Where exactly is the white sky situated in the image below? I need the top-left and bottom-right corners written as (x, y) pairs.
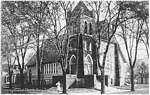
top-left (24, 1), bottom-right (150, 65)
top-left (2, 1), bottom-right (148, 66)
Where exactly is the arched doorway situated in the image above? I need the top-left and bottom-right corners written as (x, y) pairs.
top-left (69, 55), bottom-right (76, 74)
top-left (84, 54), bottom-right (93, 75)
top-left (29, 69), bottom-right (32, 83)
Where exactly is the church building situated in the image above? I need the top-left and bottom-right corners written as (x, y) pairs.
top-left (26, 1), bottom-right (127, 89)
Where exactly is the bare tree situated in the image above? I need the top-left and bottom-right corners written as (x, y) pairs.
top-left (86, 1), bottom-right (124, 94)
top-left (138, 1), bottom-right (149, 57)
top-left (15, 1), bottom-right (49, 88)
top-left (119, 17), bottom-right (145, 91)
top-left (1, 27), bottom-right (17, 89)
top-left (117, 1), bottom-right (148, 91)
top-left (45, 1), bottom-right (74, 93)
top-left (136, 61), bottom-right (149, 84)
top-left (2, 1), bottom-right (34, 89)
top-left (140, 19), bottom-right (149, 57)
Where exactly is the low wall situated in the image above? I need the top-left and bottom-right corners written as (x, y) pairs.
top-left (66, 74), bottom-right (77, 89)
top-left (53, 76), bottom-right (63, 87)
top-left (84, 75), bottom-right (94, 88)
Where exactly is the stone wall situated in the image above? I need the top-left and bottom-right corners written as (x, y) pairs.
top-left (66, 74), bottom-right (77, 88)
top-left (84, 75), bottom-right (94, 88)
top-left (53, 76), bottom-right (63, 87)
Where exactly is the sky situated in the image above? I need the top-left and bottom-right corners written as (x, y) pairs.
top-left (115, 34), bottom-right (149, 64)
top-left (2, 1), bottom-right (149, 66)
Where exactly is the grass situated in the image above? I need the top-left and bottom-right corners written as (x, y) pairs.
top-left (111, 84), bottom-right (149, 94)
top-left (112, 84), bottom-right (149, 90)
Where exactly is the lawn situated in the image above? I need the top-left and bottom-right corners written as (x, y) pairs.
top-left (112, 84), bottom-right (149, 90)
top-left (111, 84), bottom-right (149, 94)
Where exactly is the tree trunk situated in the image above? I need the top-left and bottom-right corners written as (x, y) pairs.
top-left (131, 69), bottom-right (135, 91)
top-left (101, 68), bottom-right (105, 94)
top-left (145, 77), bottom-right (148, 84)
top-left (9, 71), bottom-right (12, 89)
top-left (37, 33), bottom-right (41, 89)
top-left (20, 69), bottom-right (24, 89)
top-left (62, 71), bottom-right (66, 94)
top-left (141, 74), bottom-right (143, 84)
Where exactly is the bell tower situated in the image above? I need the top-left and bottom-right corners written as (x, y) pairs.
top-left (67, 1), bottom-right (97, 88)
top-left (68, 1), bottom-right (96, 36)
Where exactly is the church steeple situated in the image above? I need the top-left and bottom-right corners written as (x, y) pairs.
top-left (71, 1), bottom-right (93, 18)
top-left (68, 1), bottom-right (96, 35)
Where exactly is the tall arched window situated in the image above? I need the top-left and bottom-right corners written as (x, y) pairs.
top-left (89, 23), bottom-right (92, 35)
top-left (69, 55), bottom-right (76, 74)
top-left (84, 54), bottom-right (93, 75)
top-left (85, 21), bottom-right (87, 34)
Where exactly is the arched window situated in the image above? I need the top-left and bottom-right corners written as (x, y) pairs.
top-left (89, 23), bottom-right (92, 35)
top-left (85, 21), bottom-right (87, 34)
top-left (69, 55), bottom-right (76, 74)
top-left (84, 54), bottom-right (93, 75)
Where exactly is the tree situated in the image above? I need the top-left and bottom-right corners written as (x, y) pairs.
top-left (134, 1), bottom-right (149, 57)
top-left (59, 2), bottom-right (74, 93)
top-left (2, 1), bottom-right (33, 89)
top-left (86, 1), bottom-right (124, 94)
top-left (117, 1), bottom-right (149, 91)
top-left (140, 18), bottom-right (149, 57)
top-left (1, 26), bottom-right (17, 89)
top-left (136, 61), bottom-right (149, 84)
top-left (45, 1), bottom-right (74, 93)
top-left (16, 1), bottom-right (49, 88)
top-left (125, 63), bottom-right (138, 84)
top-left (120, 19), bottom-right (144, 91)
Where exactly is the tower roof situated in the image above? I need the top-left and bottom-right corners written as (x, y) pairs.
top-left (71, 1), bottom-right (93, 18)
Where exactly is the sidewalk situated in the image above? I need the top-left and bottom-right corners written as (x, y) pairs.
top-left (105, 86), bottom-right (129, 94)
top-left (2, 84), bottom-right (148, 94)
top-left (36, 86), bottom-right (129, 94)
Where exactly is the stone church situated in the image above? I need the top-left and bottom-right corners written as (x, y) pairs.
top-left (26, 1), bottom-right (127, 89)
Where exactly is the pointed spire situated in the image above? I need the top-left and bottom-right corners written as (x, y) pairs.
top-left (72, 1), bottom-right (93, 18)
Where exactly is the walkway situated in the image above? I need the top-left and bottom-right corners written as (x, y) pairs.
top-left (36, 86), bottom-right (129, 94)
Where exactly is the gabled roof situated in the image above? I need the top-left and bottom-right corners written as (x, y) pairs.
top-left (71, 1), bottom-right (93, 18)
top-left (26, 38), bottom-right (63, 66)
top-left (26, 51), bottom-right (61, 67)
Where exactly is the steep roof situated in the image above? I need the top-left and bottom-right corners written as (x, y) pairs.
top-left (26, 38), bottom-right (63, 66)
top-left (26, 50), bottom-right (61, 67)
top-left (71, 1), bottom-right (93, 18)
